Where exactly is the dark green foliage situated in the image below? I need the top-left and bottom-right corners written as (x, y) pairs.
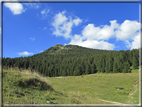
top-left (91, 61), bottom-right (97, 74)
top-left (74, 66), bottom-right (80, 76)
top-left (105, 53), bottom-right (114, 73)
top-left (2, 44), bottom-right (139, 77)
top-left (123, 61), bottom-right (130, 73)
top-left (85, 64), bottom-right (88, 75)
top-left (113, 55), bottom-right (119, 73)
top-left (17, 78), bottom-right (53, 91)
top-left (113, 61), bottom-right (119, 73)
top-left (116, 52), bottom-right (123, 73)
top-left (108, 55), bottom-right (114, 73)
top-left (132, 50), bottom-right (139, 69)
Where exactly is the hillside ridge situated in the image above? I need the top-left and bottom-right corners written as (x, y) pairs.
top-left (2, 44), bottom-right (139, 77)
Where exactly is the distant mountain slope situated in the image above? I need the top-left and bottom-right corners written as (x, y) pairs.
top-left (2, 44), bottom-right (139, 77)
top-left (31, 44), bottom-right (115, 59)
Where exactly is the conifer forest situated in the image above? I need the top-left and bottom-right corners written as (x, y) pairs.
top-left (2, 44), bottom-right (139, 77)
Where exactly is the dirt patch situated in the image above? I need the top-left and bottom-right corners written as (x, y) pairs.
top-left (129, 80), bottom-right (139, 95)
top-left (55, 77), bottom-right (63, 78)
top-left (98, 98), bottom-right (123, 105)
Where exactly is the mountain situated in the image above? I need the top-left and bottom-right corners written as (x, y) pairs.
top-left (31, 44), bottom-right (114, 59)
top-left (2, 44), bottom-right (139, 77)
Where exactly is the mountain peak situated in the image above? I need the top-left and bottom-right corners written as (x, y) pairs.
top-left (54, 44), bottom-right (64, 47)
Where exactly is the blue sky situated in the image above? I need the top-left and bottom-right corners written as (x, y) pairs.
top-left (2, 1), bottom-right (140, 58)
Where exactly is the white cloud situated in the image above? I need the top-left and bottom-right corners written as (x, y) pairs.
top-left (52, 11), bottom-right (67, 27)
top-left (68, 20), bottom-right (141, 50)
top-left (30, 37), bottom-right (35, 41)
top-left (24, 3), bottom-right (40, 9)
top-left (82, 20), bottom-right (119, 40)
top-left (73, 18), bottom-right (82, 26)
top-left (4, 2), bottom-right (25, 15)
top-left (131, 33), bottom-right (140, 50)
top-left (18, 51), bottom-right (33, 56)
top-left (114, 20), bottom-right (140, 50)
top-left (64, 43), bottom-right (67, 46)
top-left (69, 34), bottom-right (83, 44)
top-left (52, 12), bottom-right (140, 50)
top-left (115, 20), bottom-right (140, 40)
top-left (40, 8), bottom-right (50, 19)
top-left (125, 33), bottom-right (140, 50)
top-left (69, 35), bottom-right (115, 50)
top-left (41, 9), bottom-right (50, 15)
top-left (52, 11), bottom-right (82, 39)
top-left (125, 40), bottom-right (132, 49)
top-left (82, 24), bottom-right (100, 40)
top-left (4, 2), bottom-right (40, 15)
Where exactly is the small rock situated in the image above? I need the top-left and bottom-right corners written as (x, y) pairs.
top-left (135, 101), bottom-right (137, 102)
top-left (47, 101), bottom-right (50, 104)
top-left (117, 89), bottom-right (120, 90)
top-left (47, 101), bottom-right (56, 104)
top-left (9, 81), bottom-right (11, 83)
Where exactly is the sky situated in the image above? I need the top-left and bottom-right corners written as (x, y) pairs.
top-left (2, 0), bottom-right (141, 58)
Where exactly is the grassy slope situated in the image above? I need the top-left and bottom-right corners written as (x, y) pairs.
top-left (3, 68), bottom-right (139, 105)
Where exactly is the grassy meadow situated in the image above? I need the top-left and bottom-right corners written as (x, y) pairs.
top-left (2, 67), bottom-right (140, 105)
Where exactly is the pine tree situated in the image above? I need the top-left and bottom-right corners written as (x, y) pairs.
top-left (120, 50), bottom-right (127, 63)
top-left (108, 55), bottom-right (113, 73)
top-left (91, 61), bottom-right (96, 74)
top-left (45, 66), bottom-right (49, 76)
top-left (100, 55), bottom-right (106, 73)
top-left (133, 51), bottom-right (139, 69)
top-left (113, 54), bottom-right (119, 73)
top-left (85, 64), bottom-right (90, 74)
top-left (105, 57), bottom-right (109, 73)
top-left (74, 66), bottom-right (80, 76)
top-left (24, 60), bottom-right (29, 69)
top-left (123, 61), bottom-right (130, 73)
top-left (116, 52), bottom-right (122, 73)
top-left (126, 50), bottom-right (132, 66)
top-left (80, 59), bottom-right (85, 74)
top-left (113, 60), bottom-right (119, 73)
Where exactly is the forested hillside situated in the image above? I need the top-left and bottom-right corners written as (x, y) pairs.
top-left (2, 44), bottom-right (139, 77)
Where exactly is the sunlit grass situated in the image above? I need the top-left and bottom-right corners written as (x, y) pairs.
top-left (3, 67), bottom-right (139, 105)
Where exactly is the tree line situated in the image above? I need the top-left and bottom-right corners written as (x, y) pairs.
top-left (2, 45), bottom-right (139, 77)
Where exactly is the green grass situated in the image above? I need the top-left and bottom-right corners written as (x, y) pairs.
top-left (2, 68), bottom-right (139, 105)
